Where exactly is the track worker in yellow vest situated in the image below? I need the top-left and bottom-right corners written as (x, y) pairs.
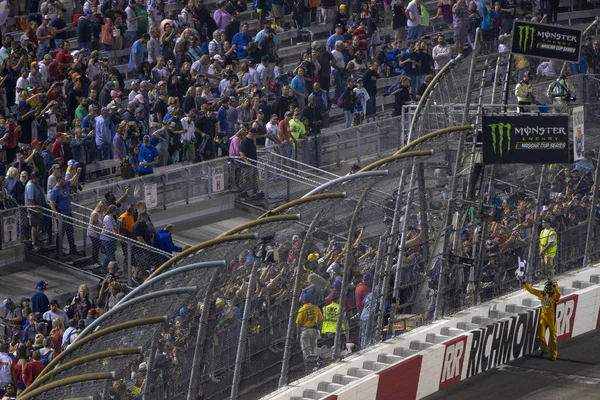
top-left (539, 220), bottom-right (557, 279)
top-left (296, 293), bottom-right (323, 361)
top-left (521, 278), bottom-right (561, 360)
top-left (321, 291), bottom-right (348, 347)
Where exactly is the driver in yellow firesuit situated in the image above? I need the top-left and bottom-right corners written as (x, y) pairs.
top-left (521, 278), bottom-right (561, 360)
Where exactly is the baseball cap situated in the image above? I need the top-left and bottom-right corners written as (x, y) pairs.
top-left (50, 299), bottom-right (59, 306)
top-left (140, 80), bottom-right (149, 86)
top-left (21, 297), bottom-right (30, 303)
top-left (43, 54), bottom-right (52, 61)
top-left (110, 90), bottom-right (121, 99)
top-left (91, 50), bottom-right (99, 57)
top-left (131, 79), bottom-right (140, 87)
top-left (2, 298), bottom-right (13, 309)
top-left (339, 3), bottom-right (346, 9)
top-left (71, 72), bottom-right (81, 80)
top-left (143, 134), bottom-right (151, 142)
top-left (31, 139), bottom-right (42, 146)
top-left (257, 109), bottom-right (265, 114)
top-left (67, 160), bottom-right (79, 166)
top-left (43, 15), bottom-right (51, 20)
top-left (248, 60), bottom-right (255, 66)
top-left (100, 107), bottom-right (110, 114)
top-left (332, 280), bottom-right (342, 291)
top-left (135, 94), bottom-right (145, 104)
top-left (88, 104), bottom-right (98, 111)
top-left (56, 132), bottom-right (65, 138)
top-left (285, 111), bottom-right (292, 117)
top-left (77, 320), bottom-right (86, 328)
top-left (20, 35), bottom-right (29, 41)
top-left (36, 280), bottom-right (48, 288)
top-left (84, 8), bottom-right (93, 16)
top-left (270, 114), bottom-right (279, 119)
top-left (88, 308), bottom-right (98, 316)
top-left (301, 293), bottom-right (310, 303)
top-left (30, 171), bottom-right (41, 179)
top-left (335, 23), bottom-right (343, 28)
top-left (213, 54), bottom-right (224, 63)
top-left (106, 81), bottom-right (115, 88)
top-left (363, 273), bottom-right (373, 281)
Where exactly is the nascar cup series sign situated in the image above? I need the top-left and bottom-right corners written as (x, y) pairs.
top-left (511, 21), bottom-right (582, 63)
top-left (482, 115), bottom-right (570, 164)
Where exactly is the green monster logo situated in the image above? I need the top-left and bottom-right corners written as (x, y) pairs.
top-left (517, 25), bottom-right (536, 52)
top-left (488, 123), bottom-right (512, 157)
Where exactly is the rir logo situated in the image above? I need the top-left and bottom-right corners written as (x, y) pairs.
top-left (517, 25), bottom-right (536, 52)
top-left (488, 123), bottom-right (512, 157)
top-left (556, 294), bottom-right (578, 343)
top-left (439, 335), bottom-right (467, 390)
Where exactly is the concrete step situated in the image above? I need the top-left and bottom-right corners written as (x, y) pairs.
top-left (522, 298), bottom-right (541, 308)
top-left (409, 340), bottom-right (433, 351)
top-left (377, 354), bottom-right (404, 364)
top-left (559, 286), bottom-right (578, 295)
top-left (590, 275), bottom-right (600, 284)
top-left (471, 316), bottom-right (496, 326)
top-left (347, 367), bottom-right (372, 378)
top-left (332, 374), bottom-right (359, 385)
top-left (302, 389), bottom-right (330, 399)
top-left (488, 310), bottom-right (512, 319)
top-left (426, 333), bottom-right (451, 344)
top-left (393, 347), bottom-right (418, 357)
top-left (440, 327), bottom-right (466, 337)
top-left (572, 280), bottom-right (595, 289)
top-left (317, 381), bottom-right (344, 393)
top-left (456, 321), bottom-right (481, 331)
top-left (362, 360), bottom-right (389, 371)
top-left (290, 397), bottom-right (314, 400)
top-left (505, 304), bottom-right (531, 314)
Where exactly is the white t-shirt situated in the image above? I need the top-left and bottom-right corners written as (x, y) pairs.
top-left (125, 6), bottom-right (138, 32)
top-left (16, 76), bottom-right (29, 104)
top-left (180, 117), bottom-right (195, 143)
top-left (331, 50), bottom-right (345, 72)
top-left (353, 87), bottom-right (370, 113)
top-left (0, 352), bottom-right (12, 385)
top-left (0, 0), bottom-right (9, 27)
top-left (265, 121), bottom-right (281, 148)
top-left (406, 0), bottom-right (421, 27)
top-left (43, 309), bottom-right (70, 329)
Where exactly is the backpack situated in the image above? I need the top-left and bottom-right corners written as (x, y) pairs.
top-left (337, 93), bottom-right (344, 108)
top-left (549, 80), bottom-right (567, 98)
top-left (118, 159), bottom-right (136, 180)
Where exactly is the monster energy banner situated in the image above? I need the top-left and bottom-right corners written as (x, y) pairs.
top-left (482, 115), bottom-right (570, 164)
top-left (512, 21), bottom-right (581, 63)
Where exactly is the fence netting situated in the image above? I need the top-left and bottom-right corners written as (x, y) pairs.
top-left (24, 36), bottom-right (600, 400)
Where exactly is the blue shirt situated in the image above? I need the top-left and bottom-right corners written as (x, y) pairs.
top-left (95, 115), bottom-right (115, 147)
top-left (138, 144), bottom-right (159, 174)
top-left (232, 32), bottom-right (253, 59)
top-left (31, 290), bottom-right (50, 314)
top-left (129, 39), bottom-right (145, 69)
top-left (255, 29), bottom-right (280, 47)
top-left (154, 229), bottom-right (183, 253)
top-left (290, 76), bottom-right (306, 102)
top-left (326, 34), bottom-right (345, 49)
top-left (217, 106), bottom-right (229, 134)
top-left (48, 181), bottom-right (72, 215)
top-left (401, 51), bottom-right (421, 76)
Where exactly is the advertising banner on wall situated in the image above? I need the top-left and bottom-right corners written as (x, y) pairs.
top-left (572, 106), bottom-right (585, 162)
top-left (482, 115), bottom-right (570, 164)
top-left (511, 21), bottom-right (582, 63)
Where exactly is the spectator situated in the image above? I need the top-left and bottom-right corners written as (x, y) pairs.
top-left (341, 78), bottom-right (357, 128)
top-left (67, 284), bottom-right (94, 322)
top-left (48, 170), bottom-right (82, 255)
top-left (296, 293), bottom-right (323, 361)
top-left (362, 61), bottom-right (379, 122)
top-left (355, 273), bottom-right (372, 311)
top-left (432, 34), bottom-right (452, 72)
top-left (87, 201), bottom-right (107, 267)
top-left (154, 224), bottom-right (185, 254)
top-left (25, 171), bottom-right (46, 252)
top-left (43, 300), bottom-right (69, 329)
top-left (100, 205), bottom-right (119, 270)
top-left (406, 0), bottom-right (422, 41)
top-left (77, 9), bottom-right (94, 51)
top-left (515, 72), bottom-right (534, 112)
top-left (22, 350), bottom-right (44, 388)
top-left (31, 280), bottom-right (50, 314)
top-left (129, 33), bottom-right (151, 78)
top-left (452, 0), bottom-right (469, 56)
top-left (393, 0), bottom-right (408, 43)
top-left (399, 41), bottom-right (421, 101)
top-left (232, 23), bottom-right (253, 60)
top-left (138, 135), bottom-right (159, 176)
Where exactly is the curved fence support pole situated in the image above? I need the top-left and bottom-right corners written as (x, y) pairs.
top-left (584, 148), bottom-right (600, 268)
top-left (474, 166), bottom-right (496, 305)
top-left (279, 212), bottom-right (321, 388)
top-left (364, 233), bottom-right (387, 347)
top-left (334, 188), bottom-right (371, 358)
top-left (434, 29), bottom-right (481, 320)
top-left (525, 165), bottom-right (547, 283)
top-left (187, 268), bottom-right (220, 400)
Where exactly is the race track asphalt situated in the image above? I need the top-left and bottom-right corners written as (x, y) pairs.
top-left (425, 329), bottom-right (600, 400)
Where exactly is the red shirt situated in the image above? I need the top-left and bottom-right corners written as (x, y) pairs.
top-left (56, 49), bottom-right (73, 66)
top-left (352, 28), bottom-right (368, 51)
top-left (278, 119), bottom-right (290, 141)
top-left (355, 282), bottom-right (370, 311)
top-left (4, 121), bottom-right (21, 148)
top-left (23, 360), bottom-right (45, 387)
top-left (51, 141), bottom-right (64, 165)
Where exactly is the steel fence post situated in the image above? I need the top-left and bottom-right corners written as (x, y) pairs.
top-left (187, 269), bottom-right (219, 400)
top-left (364, 233), bottom-right (387, 347)
top-left (207, 163), bottom-right (213, 199)
top-left (417, 162), bottom-right (430, 268)
top-left (525, 165), bottom-right (547, 283)
top-left (336, 134), bottom-right (341, 168)
top-left (583, 149), bottom-right (600, 268)
top-left (127, 241), bottom-right (133, 287)
top-left (434, 29), bottom-right (480, 320)
top-left (143, 335), bottom-right (159, 400)
top-left (263, 164), bottom-right (270, 205)
top-left (279, 213), bottom-right (320, 388)
top-left (474, 166), bottom-right (495, 305)
top-left (356, 128), bottom-right (361, 163)
top-left (57, 213), bottom-right (64, 261)
top-left (334, 187), bottom-right (370, 358)
top-left (0, 215), bottom-right (4, 251)
top-left (388, 161), bottom-right (417, 334)
top-left (161, 174), bottom-right (167, 210)
top-left (376, 123), bottom-right (381, 158)
top-left (230, 257), bottom-right (261, 400)
top-left (185, 166), bottom-right (190, 205)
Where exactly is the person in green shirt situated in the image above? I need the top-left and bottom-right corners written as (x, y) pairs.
top-left (289, 110), bottom-right (306, 140)
top-left (135, 4), bottom-right (149, 38)
top-left (74, 99), bottom-right (89, 121)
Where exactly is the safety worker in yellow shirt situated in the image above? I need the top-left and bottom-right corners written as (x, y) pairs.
top-left (321, 291), bottom-right (348, 348)
top-left (539, 220), bottom-right (557, 279)
top-left (521, 278), bottom-right (561, 360)
top-left (296, 293), bottom-right (324, 361)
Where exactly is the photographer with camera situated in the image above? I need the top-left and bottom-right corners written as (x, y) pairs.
top-left (547, 74), bottom-right (576, 113)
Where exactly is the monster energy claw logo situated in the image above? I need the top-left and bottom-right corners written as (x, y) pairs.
top-left (489, 123), bottom-right (512, 157)
top-left (518, 25), bottom-right (535, 52)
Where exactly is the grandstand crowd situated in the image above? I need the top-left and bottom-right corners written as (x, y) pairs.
top-left (0, 0), bottom-right (599, 396)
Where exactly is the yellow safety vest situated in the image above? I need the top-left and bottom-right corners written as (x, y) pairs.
top-left (539, 228), bottom-right (557, 258)
top-left (321, 302), bottom-right (347, 335)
